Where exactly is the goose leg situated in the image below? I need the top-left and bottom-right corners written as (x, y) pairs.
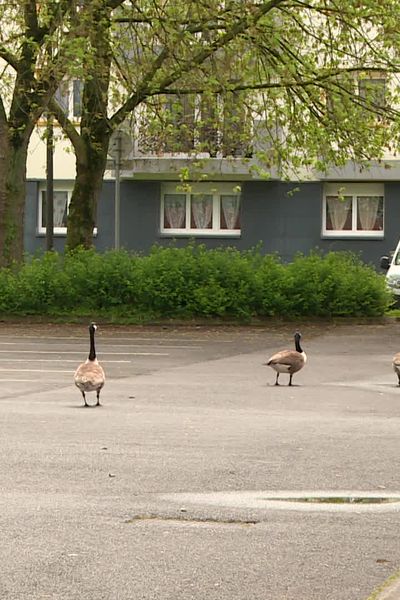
top-left (96, 390), bottom-right (101, 406)
top-left (397, 374), bottom-right (400, 386)
top-left (274, 373), bottom-right (280, 386)
top-left (288, 373), bottom-right (293, 386)
top-left (81, 391), bottom-right (89, 407)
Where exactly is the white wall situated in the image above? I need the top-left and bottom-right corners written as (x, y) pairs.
top-left (27, 124), bottom-right (76, 180)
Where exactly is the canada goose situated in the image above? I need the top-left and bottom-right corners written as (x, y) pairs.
top-left (265, 331), bottom-right (307, 386)
top-left (393, 352), bottom-right (400, 386)
top-left (74, 322), bottom-right (105, 407)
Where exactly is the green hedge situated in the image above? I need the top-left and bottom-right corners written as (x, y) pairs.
top-left (0, 246), bottom-right (391, 320)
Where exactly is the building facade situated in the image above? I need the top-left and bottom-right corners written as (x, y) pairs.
top-left (25, 120), bottom-right (400, 269)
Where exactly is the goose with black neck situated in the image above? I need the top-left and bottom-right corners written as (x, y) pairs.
top-left (74, 322), bottom-right (105, 407)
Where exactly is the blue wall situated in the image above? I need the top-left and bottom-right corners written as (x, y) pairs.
top-left (25, 179), bottom-right (400, 268)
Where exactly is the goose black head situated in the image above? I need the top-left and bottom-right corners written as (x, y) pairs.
top-left (294, 331), bottom-right (303, 353)
top-left (89, 322), bottom-right (97, 333)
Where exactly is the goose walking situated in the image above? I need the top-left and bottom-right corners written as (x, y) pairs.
top-left (265, 331), bottom-right (307, 386)
top-left (74, 322), bottom-right (105, 407)
top-left (393, 352), bottom-right (400, 386)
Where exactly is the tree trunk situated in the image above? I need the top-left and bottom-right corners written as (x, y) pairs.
top-left (66, 140), bottom-right (109, 250)
top-left (0, 124), bottom-right (29, 266)
top-left (65, 1), bottom-right (112, 251)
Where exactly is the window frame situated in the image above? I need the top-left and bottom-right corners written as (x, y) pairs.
top-left (160, 182), bottom-right (242, 237)
top-left (358, 76), bottom-right (387, 110)
top-left (37, 183), bottom-right (97, 236)
top-left (322, 183), bottom-right (384, 239)
top-left (138, 93), bottom-right (249, 158)
top-left (54, 79), bottom-right (82, 122)
top-left (37, 185), bottom-right (71, 235)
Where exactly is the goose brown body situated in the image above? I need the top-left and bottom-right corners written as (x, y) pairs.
top-left (74, 323), bottom-right (105, 406)
top-left (393, 352), bottom-right (400, 385)
top-left (266, 332), bottom-right (307, 386)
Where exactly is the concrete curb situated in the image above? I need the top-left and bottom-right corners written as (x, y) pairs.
top-left (367, 570), bottom-right (400, 600)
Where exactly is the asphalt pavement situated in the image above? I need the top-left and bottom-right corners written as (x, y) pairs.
top-left (0, 320), bottom-right (400, 599)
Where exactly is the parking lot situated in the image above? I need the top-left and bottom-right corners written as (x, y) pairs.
top-left (0, 322), bottom-right (275, 389)
top-left (1, 320), bottom-right (400, 600)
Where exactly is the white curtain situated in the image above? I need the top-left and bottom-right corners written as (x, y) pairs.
top-left (54, 192), bottom-right (68, 227)
top-left (326, 196), bottom-right (351, 230)
top-left (221, 195), bottom-right (240, 229)
top-left (42, 190), bottom-right (68, 227)
top-left (357, 196), bottom-right (380, 230)
top-left (191, 194), bottom-right (212, 229)
top-left (164, 194), bottom-right (186, 228)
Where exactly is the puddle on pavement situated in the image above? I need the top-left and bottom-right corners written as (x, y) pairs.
top-left (267, 496), bottom-right (399, 504)
top-left (160, 491), bottom-right (400, 512)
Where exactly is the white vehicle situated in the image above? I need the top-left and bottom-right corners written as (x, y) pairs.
top-left (381, 243), bottom-right (400, 298)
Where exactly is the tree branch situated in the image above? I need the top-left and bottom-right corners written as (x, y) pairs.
top-left (110, 0), bottom-right (288, 128)
top-left (48, 98), bottom-right (85, 154)
top-left (156, 66), bottom-right (396, 93)
top-left (0, 45), bottom-right (19, 71)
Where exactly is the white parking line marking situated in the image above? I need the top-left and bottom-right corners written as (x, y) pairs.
top-left (0, 369), bottom-right (73, 373)
top-left (0, 350), bottom-right (169, 356)
top-left (0, 359), bottom-right (130, 363)
top-left (0, 379), bottom-right (57, 382)
top-left (0, 343), bottom-right (200, 349)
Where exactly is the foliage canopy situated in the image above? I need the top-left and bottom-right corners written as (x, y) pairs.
top-left (1, 1), bottom-right (400, 260)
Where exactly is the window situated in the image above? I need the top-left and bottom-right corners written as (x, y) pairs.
top-left (38, 185), bottom-right (98, 236)
top-left (54, 81), bottom-right (69, 113)
top-left (161, 183), bottom-right (241, 236)
top-left (164, 94), bottom-right (195, 153)
top-left (322, 183), bottom-right (384, 238)
top-left (359, 77), bottom-right (386, 109)
top-left (72, 80), bottom-right (83, 118)
top-left (198, 94), bottom-right (218, 157)
top-left (325, 74), bottom-right (355, 118)
top-left (222, 91), bottom-right (249, 157)
top-left (54, 79), bottom-right (82, 120)
top-left (38, 188), bottom-right (70, 234)
top-left (137, 93), bottom-right (250, 157)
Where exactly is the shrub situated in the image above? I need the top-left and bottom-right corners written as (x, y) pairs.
top-left (188, 246), bottom-right (259, 318)
top-left (0, 247), bottom-right (391, 320)
top-left (10, 252), bottom-right (68, 314)
top-left (138, 245), bottom-right (199, 316)
top-left (284, 251), bottom-right (391, 317)
top-left (253, 254), bottom-right (292, 316)
top-left (62, 248), bottom-right (141, 310)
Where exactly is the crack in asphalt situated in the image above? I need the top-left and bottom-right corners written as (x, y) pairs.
top-left (124, 514), bottom-right (258, 526)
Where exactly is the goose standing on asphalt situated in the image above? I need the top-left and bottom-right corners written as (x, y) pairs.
top-left (265, 331), bottom-right (307, 386)
top-left (74, 322), bottom-right (105, 407)
top-left (393, 351), bottom-right (400, 386)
